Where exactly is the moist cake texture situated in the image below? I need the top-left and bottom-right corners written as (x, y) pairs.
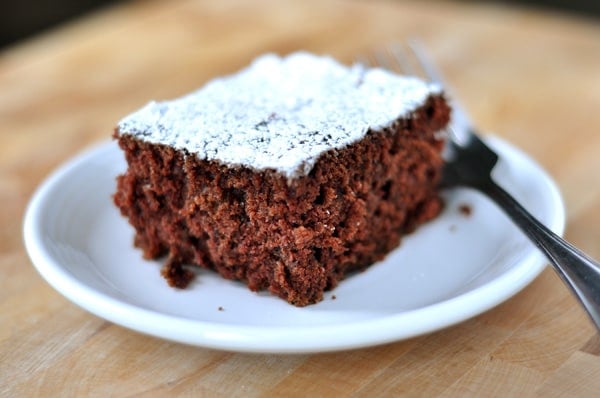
top-left (113, 52), bottom-right (451, 306)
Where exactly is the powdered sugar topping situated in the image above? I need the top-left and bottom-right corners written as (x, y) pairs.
top-left (117, 52), bottom-right (441, 178)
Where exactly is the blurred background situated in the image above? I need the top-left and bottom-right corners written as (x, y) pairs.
top-left (1, 0), bottom-right (599, 49)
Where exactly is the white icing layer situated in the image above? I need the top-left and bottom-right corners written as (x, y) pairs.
top-left (118, 52), bottom-right (441, 178)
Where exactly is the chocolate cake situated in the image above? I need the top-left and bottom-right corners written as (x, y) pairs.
top-left (113, 52), bottom-right (450, 306)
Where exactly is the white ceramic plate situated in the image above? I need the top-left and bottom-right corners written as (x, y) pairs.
top-left (23, 136), bottom-right (564, 353)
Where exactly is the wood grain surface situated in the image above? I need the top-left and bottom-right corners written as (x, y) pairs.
top-left (2, 0), bottom-right (600, 396)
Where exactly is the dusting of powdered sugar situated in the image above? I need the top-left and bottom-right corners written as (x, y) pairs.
top-left (117, 52), bottom-right (441, 179)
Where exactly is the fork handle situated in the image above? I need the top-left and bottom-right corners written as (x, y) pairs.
top-left (480, 180), bottom-right (600, 331)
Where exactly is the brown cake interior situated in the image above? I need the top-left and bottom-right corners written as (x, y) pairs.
top-left (113, 94), bottom-right (450, 306)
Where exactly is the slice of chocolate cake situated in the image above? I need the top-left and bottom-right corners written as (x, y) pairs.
top-left (113, 52), bottom-right (450, 306)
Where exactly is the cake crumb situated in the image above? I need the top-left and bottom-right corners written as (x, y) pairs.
top-left (161, 259), bottom-right (195, 289)
top-left (458, 204), bottom-right (472, 217)
top-left (218, 306), bottom-right (224, 311)
top-left (331, 295), bottom-right (337, 300)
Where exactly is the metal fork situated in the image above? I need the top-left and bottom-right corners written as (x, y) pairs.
top-left (369, 41), bottom-right (600, 331)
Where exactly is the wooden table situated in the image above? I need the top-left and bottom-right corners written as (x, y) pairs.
top-left (2, 0), bottom-right (600, 395)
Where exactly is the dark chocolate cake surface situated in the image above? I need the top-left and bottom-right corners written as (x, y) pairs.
top-left (113, 52), bottom-right (450, 306)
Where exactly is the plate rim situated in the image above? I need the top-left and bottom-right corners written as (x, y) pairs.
top-left (23, 136), bottom-right (565, 353)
